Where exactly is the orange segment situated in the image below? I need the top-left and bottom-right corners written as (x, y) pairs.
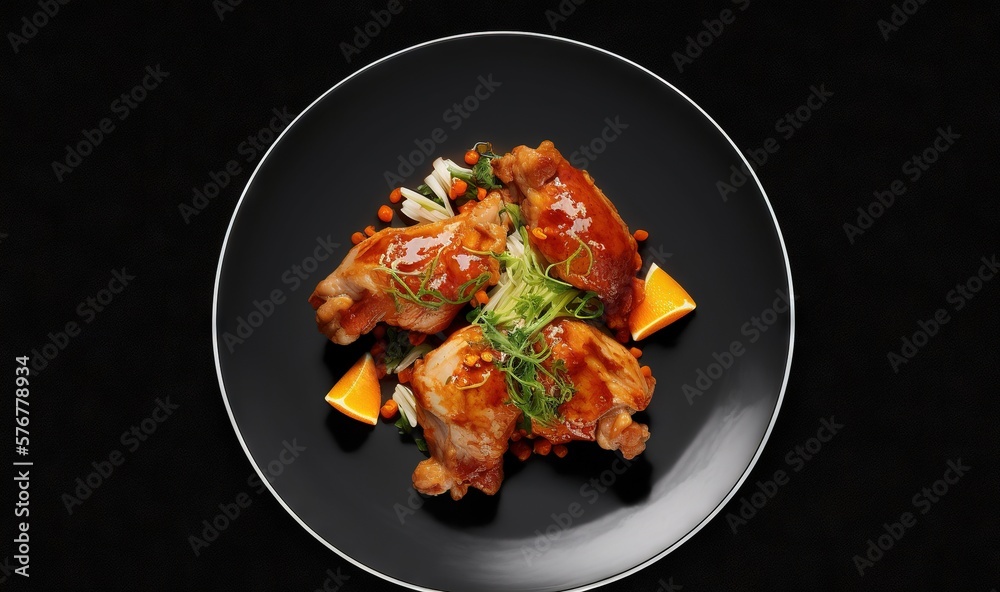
top-left (324, 353), bottom-right (380, 425)
top-left (629, 263), bottom-right (696, 341)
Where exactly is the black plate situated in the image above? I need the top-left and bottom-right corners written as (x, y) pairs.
top-left (214, 32), bottom-right (793, 592)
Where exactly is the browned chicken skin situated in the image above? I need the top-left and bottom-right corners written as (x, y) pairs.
top-left (493, 141), bottom-right (644, 341)
top-left (532, 319), bottom-right (654, 459)
top-left (410, 325), bottom-right (520, 500)
top-left (411, 319), bottom-right (654, 500)
top-left (309, 195), bottom-right (507, 344)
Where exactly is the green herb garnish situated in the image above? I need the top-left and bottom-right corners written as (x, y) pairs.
top-left (448, 150), bottom-right (502, 191)
top-left (383, 327), bottom-right (413, 373)
top-left (467, 207), bottom-right (602, 425)
top-left (395, 415), bottom-right (428, 453)
top-left (416, 183), bottom-right (445, 207)
top-left (472, 155), bottom-right (502, 189)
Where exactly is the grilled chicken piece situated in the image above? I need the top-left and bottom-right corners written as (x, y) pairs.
top-left (532, 319), bottom-right (654, 459)
top-left (493, 141), bottom-right (643, 341)
top-left (309, 195), bottom-right (506, 345)
top-left (410, 326), bottom-right (520, 500)
top-left (411, 319), bottom-right (653, 499)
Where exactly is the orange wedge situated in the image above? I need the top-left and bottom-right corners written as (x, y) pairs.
top-left (324, 353), bottom-right (380, 425)
top-left (629, 263), bottom-right (696, 341)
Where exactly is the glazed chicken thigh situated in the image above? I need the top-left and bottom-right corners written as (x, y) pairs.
top-left (532, 319), bottom-right (654, 459)
top-left (411, 319), bottom-right (654, 501)
top-left (309, 195), bottom-right (507, 344)
top-left (493, 141), bottom-right (643, 341)
top-left (410, 325), bottom-right (520, 500)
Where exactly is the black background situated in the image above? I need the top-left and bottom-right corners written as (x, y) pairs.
top-left (2, 1), bottom-right (998, 591)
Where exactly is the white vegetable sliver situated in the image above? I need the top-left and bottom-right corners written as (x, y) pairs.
top-left (400, 201), bottom-right (425, 221)
top-left (444, 159), bottom-right (472, 176)
top-left (506, 231), bottom-right (525, 257)
top-left (440, 189), bottom-right (456, 217)
top-left (432, 158), bottom-right (452, 188)
top-left (399, 187), bottom-right (448, 214)
top-left (423, 173), bottom-right (449, 203)
top-left (392, 389), bottom-right (412, 424)
top-left (430, 160), bottom-right (457, 217)
top-left (396, 153), bottom-right (484, 226)
top-left (477, 231), bottom-right (524, 312)
top-left (401, 199), bottom-right (448, 222)
top-left (483, 277), bottom-right (510, 313)
top-left (393, 384), bottom-right (418, 427)
top-left (401, 200), bottom-right (445, 224)
top-left (395, 344), bottom-right (432, 373)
